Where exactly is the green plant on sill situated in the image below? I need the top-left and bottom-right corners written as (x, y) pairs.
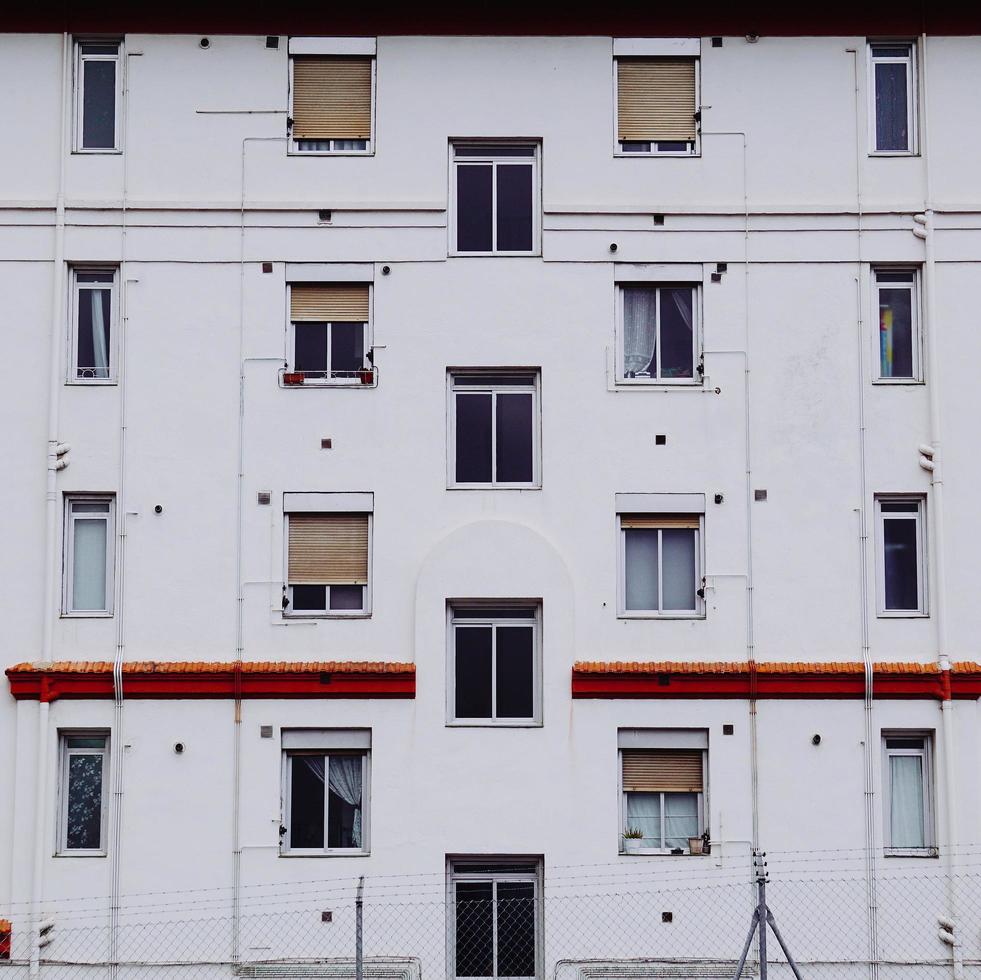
top-left (622, 827), bottom-right (645, 840)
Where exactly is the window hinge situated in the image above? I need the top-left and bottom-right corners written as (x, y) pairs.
top-left (282, 589), bottom-right (289, 610)
top-left (693, 110), bottom-right (702, 123)
top-left (696, 357), bottom-right (705, 376)
top-left (286, 116), bottom-right (294, 131)
top-left (279, 824), bottom-right (287, 836)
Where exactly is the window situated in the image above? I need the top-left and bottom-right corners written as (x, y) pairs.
top-left (869, 42), bottom-right (916, 154)
top-left (289, 56), bottom-right (373, 153)
top-left (615, 58), bottom-right (698, 155)
top-left (449, 858), bottom-right (541, 980)
top-left (282, 730), bottom-right (370, 854)
top-left (874, 269), bottom-right (920, 381)
top-left (883, 733), bottom-right (934, 853)
top-left (63, 496), bottom-right (114, 616)
top-left (619, 514), bottom-right (702, 616)
top-left (74, 40), bottom-right (121, 152)
top-left (875, 496), bottom-right (927, 616)
top-left (618, 284), bottom-right (700, 382)
top-left (70, 267), bottom-right (117, 383)
top-left (448, 371), bottom-right (540, 488)
top-left (450, 143), bottom-right (540, 254)
top-left (618, 730), bottom-right (707, 854)
top-left (285, 512), bottom-right (370, 615)
top-left (288, 284), bottom-right (371, 384)
top-left (58, 733), bottom-right (109, 854)
top-left (448, 604), bottom-right (541, 726)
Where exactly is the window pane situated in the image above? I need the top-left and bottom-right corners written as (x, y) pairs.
top-left (72, 518), bottom-right (107, 610)
top-left (291, 585), bottom-right (326, 611)
top-left (76, 288), bottom-right (111, 379)
top-left (624, 529), bottom-right (659, 610)
top-left (327, 755), bottom-right (362, 848)
top-left (457, 164), bottom-right (493, 252)
top-left (456, 145), bottom-right (535, 157)
top-left (66, 753), bottom-right (103, 849)
top-left (661, 529), bottom-right (697, 610)
top-left (890, 754), bottom-right (925, 847)
top-left (82, 59), bottom-right (116, 149)
top-left (878, 288), bottom-right (914, 377)
top-left (456, 882), bottom-right (494, 977)
top-left (329, 585), bottom-right (364, 611)
top-left (456, 393), bottom-right (493, 483)
top-left (880, 501), bottom-right (918, 513)
top-left (496, 625), bottom-right (534, 718)
top-left (496, 165), bottom-right (533, 252)
top-left (626, 791), bottom-right (661, 847)
top-left (875, 62), bottom-right (909, 151)
top-left (664, 792), bottom-right (699, 848)
top-left (330, 322), bottom-right (365, 376)
top-left (622, 287), bottom-right (657, 378)
top-left (290, 755), bottom-right (325, 848)
top-left (659, 288), bottom-right (695, 379)
top-left (66, 736), bottom-right (105, 749)
top-left (883, 516), bottom-right (919, 610)
top-left (496, 393), bottom-right (534, 483)
top-left (497, 881), bottom-right (537, 977)
top-left (455, 626), bottom-right (493, 718)
top-left (294, 323), bottom-right (328, 373)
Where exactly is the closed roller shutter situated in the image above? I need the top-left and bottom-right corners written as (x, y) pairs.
top-left (288, 513), bottom-right (369, 585)
top-left (617, 58), bottom-right (697, 142)
top-left (292, 57), bottom-right (372, 140)
top-left (290, 284), bottom-right (369, 322)
top-left (622, 750), bottom-right (704, 792)
top-left (620, 514), bottom-right (700, 530)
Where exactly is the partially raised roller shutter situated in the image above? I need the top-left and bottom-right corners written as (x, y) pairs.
top-left (617, 58), bottom-right (697, 142)
top-left (292, 57), bottom-right (372, 140)
top-left (622, 750), bottom-right (704, 792)
top-left (287, 513), bottom-right (369, 585)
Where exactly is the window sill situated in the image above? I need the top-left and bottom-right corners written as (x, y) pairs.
top-left (449, 251), bottom-right (542, 259)
top-left (616, 379), bottom-right (703, 389)
top-left (283, 613), bottom-right (372, 621)
top-left (279, 379), bottom-right (377, 389)
top-left (884, 847), bottom-right (938, 858)
top-left (446, 720), bottom-right (543, 729)
top-left (618, 612), bottom-right (705, 620)
top-left (71, 149), bottom-right (123, 155)
top-left (871, 378), bottom-right (924, 386)
top-left (868, 151), bottom-right (919, 158)
top-left (66, 379), bottom-right (118, 387)
top-left (55, 850), bottom-right (107, 858)
top-left (61, 611), bottom-right (114, 619)
top-left (619, 849), bottom-right (706, 856)
top-left (447, 484), bottom-right (542, 491)
top-left (288, 149), bottom-right (374, 157)
top-left (876, 611), bottom-right (929, 619)
top-left (280, 849), bottom-right (371, 858)
top-left (614, 151), bottom-right (700, 159)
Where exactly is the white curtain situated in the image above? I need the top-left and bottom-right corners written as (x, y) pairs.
top-left (72, 519), bottom-right (107, 610)
top-left (624, 529), bottom-right (659, 611)
top-left (625, 792), bottom-right (661, 846)
top-left (301, 755), bottom-right (363, 847)
top-left (890, 755), bottom-right (925, 847)
top-left (623, 287), bottom-right (657, 376)
top-left (91, 289), bottom-right (109, 379)
top-left (664, 792), bottom-right (699, 848)
top-left (661, 529), bottom-right (696, 610)
top-left (667, 288), bottom-right (693, 334)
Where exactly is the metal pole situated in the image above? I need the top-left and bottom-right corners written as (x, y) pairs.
top-left (356, 875), bottom-right (365, 980)
top-left (731, 910), bottom-right (759, 980)
top-left (757, 868), bottom-right (767, 980)
top-left (765, 911), bottom-right (805, 980)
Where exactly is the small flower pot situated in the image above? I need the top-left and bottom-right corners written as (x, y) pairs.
top-left (358, 368), bottom-right (374, 385)
top-left (623, 838), bottom-right (643, 854)
top-left (283, 372), bottom-right (305, 385)
top-left (688, 836), bottom-right (705, 855)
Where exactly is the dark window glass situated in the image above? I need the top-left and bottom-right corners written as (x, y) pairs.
top-left (496, 393), bottom-right (534, 483)
top-left (659, 287), bottom-right (694, 379)
top-left (65, 753), bottom-right (103, 849)
top-left (497, 881), bottom-right (537, 977)
top-left (331, 322), bottom-right (365, 376)
top-left (872, 45), bottom-right (911, 58)
top-left (454, 373), bottom-right (536, 387)
top-left (455, 145), bottom-right (535, 157)
top-left (454, 862), bottom-right (539, 874)
top-left (329, 585), bottom-right (365, 611)
top-left (81, 43), bottom-right (120, 55)
top-left (881, 501), bottom-right (918, 513)
top-left (619, 141), bottom-right (652, 153)
top-left (887, 737), bottom-right (925, 750)
top-left (455, 626), bottom-right (493, 718)
top-left (456, 882), bottom-right (495, 976)
top-left (294, 323), bottom-right (328, 373)
top-left (496, 165), bottom-right (533, 252)
top-left (875, 61), bottom-right (909, 151)
top-left (654, 141), bottom-right (691, 152)
top-left (883, 516), bottom-right (919, 609)
top-left (326, 755), bottom-right (362, 848)
top-left (495, 626), bottom-right (534, 718)
top-left (291, 584), bottom-right (326, 611)
top-left (82, 59), bottom-right (116, 149)
top-left (76, 288), bottom-right (111, 379)
top-left (289, 756), bottom-right (325, 848)
top-left (878, 288), bottom-right (914, 378)
top-left (457, 165), bottom-right (493, 252)
top-left (456, 393), bottom-right (493, 483)
top-left (453, 607), bottom-right (537, 620)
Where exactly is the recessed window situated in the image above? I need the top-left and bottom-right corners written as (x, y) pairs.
top-left (58, 732), bottom-right (109, 854)
top-left (874, 269), bottom-right (920, 382)
top-left (285, 512), bottom-right (370, 616)
top-left (287, 284), bottom-right (371, 385)
top-left (619, 514), bottom-right (703, 617)
top-left (618, 283), bottom-right (700, 383)
top-left (289, 56), bottom-right (374, 154)
top-left (883, 733), bottom-right (934, 854)
top-left (282, 730), bottom-right (370, 854)
top-left (70, 267), bottom-right (117, 383)
top-left (73, 40), bottom-right (122, 152)
top-left (869, 42), bottom-right (916, 154)
top-left (875, 496), bottom-right (927, 616)
top-left (448, 371), bottom-right (541, 488)
top-left (448, 604), bottom-right (541, 726)
top-left (450, 143), bottom-right (540, 254)
top-left (615, 58), bottom-right (698, 156)
top-left (63, 496), bottom-right (114, 616)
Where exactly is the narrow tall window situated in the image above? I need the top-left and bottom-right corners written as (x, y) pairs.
top-left (615, 58), bottom-right (698, 155)
top-left (70, 267), bottom-right (117, 382)
top-left (869, 42), bottom-right (916, 154)
top-left (286, 512), bottom-right (370, 615)
top-left (451, 144), bottom-right (539, 254)
top-left (288, 283), bottom-right (371, 384)
top-left (289, 56), bottom-right (373, 153)
top-left (875, 496), bottom-right (927, 616)
top-left (59, 733), bottom-right (109, 854)
top-left (619, 514), bottom-right (702, 616)
top-left (883, 733), bottom-right (933, 853)
top-left (874, 269), bottom-right (920, 381)
top-left (618, 284), bottom-right (700, 382)
top-left (74, 40), bottom-right (121, 152)
top-left (64, 496), bottom-right (114, 615)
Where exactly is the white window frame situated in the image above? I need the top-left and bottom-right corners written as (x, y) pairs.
top-left (867, 40), bottom-right (917, 156)
top-left (874, 495), bottom-right (927, 618)
top-left (63, 495), bottom-right (115, 617)
top-left (446, 603), bottom-right (543, 727)
top-left (448, 142), bottom-right (542, 256)
top-left (57, 731), bottom-right (110, 856)
top-left (612, 57), bottom-right (701, 158)
top-left (72, 39), bottom-right (123, 154)
top-left (280, 749), bottom-right (370, 856)
top-left (872, 267), bottom-right (922, 383)
top-left (882, 731), bottom-right (935, 856)
top-left (615, 282), bottom-right (703, 385)
top-left (617, 515), bottom-right (705, 618)
top-left (447, 371), bottom-right (542, 489)
top-left (283, 512), bottom-right (373, 618)
top-left (68, 266), bottom-right (119, 384)
top-left (287, 56), bottom-right (376, 156)
top-left (446, 857), bottom-right (543, 980)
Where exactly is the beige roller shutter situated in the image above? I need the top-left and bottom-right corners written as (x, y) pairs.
top-left (292, 57), bottom-right (372, 140)
top-left (620, 514), bottom-right (700, 530)
top-left (290, 284), bottom-right (369, 322)
top-left (288, 513), bottom-right (369, 585)
top-left (622, 750), bottom-right (704, 792)
top-left (617, 58), bottom-right (697, 142)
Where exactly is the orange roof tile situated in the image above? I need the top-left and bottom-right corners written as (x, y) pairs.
top-left (573, 660), bottom-right (952, 675)
top-left (7, 660), bottom-right (414, 675)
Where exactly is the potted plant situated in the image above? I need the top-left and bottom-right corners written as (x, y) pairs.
top-left (622, 827), bottom-right (644, 854)
top-left (283, 371), bottom-right (305, 386)
top-left (358, 367), bottom-right (374, 385)
top-left (687, 835), bottom-right (705, 855)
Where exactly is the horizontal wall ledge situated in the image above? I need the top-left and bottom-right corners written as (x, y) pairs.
top-left (6, 660), bottom-right (415, 702)
top-left (572, 661), bottom-right (981, 700)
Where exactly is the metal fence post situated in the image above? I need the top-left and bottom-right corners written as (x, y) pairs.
top-left (356, 875), bottom-right (365, 980)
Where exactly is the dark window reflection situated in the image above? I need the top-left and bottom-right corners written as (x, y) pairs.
top-left (455, 626), bottom-right (493, 718)
top-left (456, 393), bottom-right (493, 483)
top-left (496, 165), bottom-right (533, 252)
top-left (457, 165), bottom-right (493, 251)
top-left (496, 393), bottom-right (533, 482)
top-left (883, 517), bottom-right (919, 610)
top-left (456, 882), bottom-right (494, 976)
